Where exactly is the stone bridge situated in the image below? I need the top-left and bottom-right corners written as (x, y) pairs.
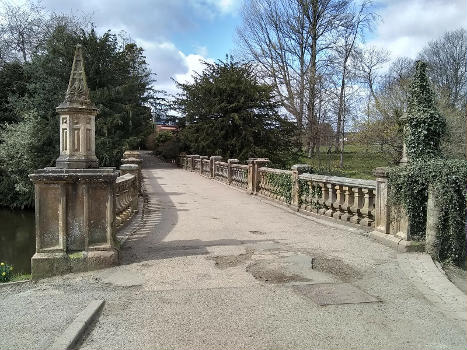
top-left (9, 45), bottom-right (464, 349)
top-left (2, 151), bottom-right (465, 350)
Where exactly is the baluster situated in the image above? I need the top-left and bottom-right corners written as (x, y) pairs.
top-left (304, 180), bottom-right (312, 211)
top-left (332, 184), bottom-right (344, 220)
top-left (350, 187), bottom-right (362, 224)
top-left (318, 182), bottom-right (328, 215)
top-left (325, 183), bottom-right (336, 217)
top-left (360, 188), bottom-right (375, 227)
top-left (340, 186), bottom-right (353, 221)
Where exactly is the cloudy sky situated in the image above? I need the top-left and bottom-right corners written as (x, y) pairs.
top-left (40, 0), bottom-right (466, 95)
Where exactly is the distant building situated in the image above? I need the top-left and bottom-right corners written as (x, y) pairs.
top-left (155, 124), bottom-right (178, 134)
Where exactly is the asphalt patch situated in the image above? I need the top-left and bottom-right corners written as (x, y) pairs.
top-left (210, 249), bottom-right (254, 269)
top-left (246, 261), bottom-right (311, 284)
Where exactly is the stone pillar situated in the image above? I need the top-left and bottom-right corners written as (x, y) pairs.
top-left (373, 167), bottom-right (390, 233)
top-left (291, 164), bottom-right (312, 208)
top-left (210, 156), bottom-right (222, 178)
top-left (425, 185), bottom-right (440, 258)
top-left (186, 155), bottom-right (199, 171)
top-left (227, 159), bottom-right (240, 184)
top-left (248, 158), bottom-right (270, 194)
top-left (399, 113), bottom-right (409, 166)
top-left (200, 156), bottom-right (209, 175)
top-left (373, 166), bottom-right (410, 240)
top-left (247, 159), bottom-right (256, 194)
top-left (29, 45), bottom-right (119, 279)
top-left (120, 163), bottom-right (140, 210)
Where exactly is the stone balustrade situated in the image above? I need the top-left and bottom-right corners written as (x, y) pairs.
top-left (298, 174), bottom-right (376, 227)
top-left (258, 167), bottom-right (293, 204)
top-left (176, 155), bottom-right (414, 244)
top-left (114, 173), bottom-right (138, 228)
top-left (214, 161), bottom-right (229, 183)
top-left (230, 164), bottom-right (248, 189)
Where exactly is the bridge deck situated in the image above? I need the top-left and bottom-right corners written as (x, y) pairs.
top-left (1, 153), bottom-right (465, 350)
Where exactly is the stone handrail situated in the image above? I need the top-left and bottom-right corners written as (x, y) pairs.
top-left (214, 161), bottom-right (229, 183)
top-left (230, 164), bottom-right (248, 189)
top-left (115, 172), bottom-right (138, 228)
top-left (298, 173), bottom-right (376, 227)
top-left (258, 167), bottom-right (293, 204)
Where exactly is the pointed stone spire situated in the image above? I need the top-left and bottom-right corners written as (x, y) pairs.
top-left (57, 44), bottom-right (96, 110)
top-left (56, 44), bottom-right (98, 169)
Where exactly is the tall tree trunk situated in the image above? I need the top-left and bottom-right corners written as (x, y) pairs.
top-left (306, 0), bottom-right (319, 158)
top-left (335, 66), bottom-right (346, 152)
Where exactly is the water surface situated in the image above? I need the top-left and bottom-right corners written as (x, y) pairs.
top-left (0, 208), bottom-right (35, 275)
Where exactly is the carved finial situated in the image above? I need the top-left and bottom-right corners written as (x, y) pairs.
top-left (58, 44), bottom-right (95, 110)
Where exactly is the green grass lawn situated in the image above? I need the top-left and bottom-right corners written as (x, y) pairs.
top-left (300, 144), bottom-right (392, 180)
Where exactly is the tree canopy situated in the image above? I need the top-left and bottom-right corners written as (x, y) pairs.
top-left (174, 59), bottom-right (297, 166)
top-left (0, 18), bottom-right (159, 208)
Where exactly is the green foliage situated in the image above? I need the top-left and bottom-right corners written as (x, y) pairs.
top-left (0, 22), bottom-right (157, 209)
top-left (0, 62), bottom-right (28, 125)
top-left (0, 113), bottom-right (38, 208)
top-left (298, 179), bottom-right (323, 210)
top-left (388, 61), bottom-right (465, 266)
top-left (265, 173), bottom-right (292, 204)
top-left (405, 61), bottom-right (446, 160)
top-left (0, 262), bottom-right (14, 282)
top-left (389, 160), bottom-right (467, 265)
top-left (152, 131), bottom-right (181, 161)
top-left (175, 58), bottom-right (298, 167)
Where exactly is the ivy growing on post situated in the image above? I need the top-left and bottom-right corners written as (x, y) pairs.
top-left (389, 60), bottom-right (467, 266)
top-left (405, 61), bottom-right (446, 160)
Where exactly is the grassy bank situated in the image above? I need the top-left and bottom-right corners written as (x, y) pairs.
top-left (300, 144), bottom-right (392, 180)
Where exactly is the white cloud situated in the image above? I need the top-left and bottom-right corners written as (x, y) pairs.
top-left (367, 0), bottom-right (467, 60)
top-left (135, 40), bottom-right (213, 96)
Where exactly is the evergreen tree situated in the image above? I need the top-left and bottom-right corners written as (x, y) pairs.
top-left (405, 60), bottom-right (446, 160)
top-left (175, 59), bottom-right (297, 166)
top-left (0, 21), bottom-right (159, 208)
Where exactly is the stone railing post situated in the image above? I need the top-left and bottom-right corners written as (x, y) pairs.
top-left (373, 167), bottom-right (390, 234)
top-left (187, 155), bottom-right (199, 171)
top-left (291, 164), bottom-right (312, 208)
top-left (210, 156), bottom-right (222, 178)
top-left (425, 185), bottom-right (440, 258)
top-left (247, 159), bottom-right (257, 194)
top-left (120, 164), bottom-right (139, 211)
top-left (227, 159), bottom-right (239, 184)
top-left (249, 158), bottom-right (270, 194)
top-left (200, 156), bottom-right (209, 175)
top-left (373, 167), bottom-right (410, 240)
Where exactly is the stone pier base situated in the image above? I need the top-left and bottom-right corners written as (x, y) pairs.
top-left (31, 250), bottom-right (118, 279)
top-left (29, 167), bottom-right (119, 280)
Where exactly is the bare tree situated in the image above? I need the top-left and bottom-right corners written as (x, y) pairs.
top-left (237, 0), bottom-right (353, 155)
top-left (0, 0), bottom-right (45, 62)
top-left (419, 28), bottom-right (467, 109)
top-left (332, 1), bottom-right (375, 160)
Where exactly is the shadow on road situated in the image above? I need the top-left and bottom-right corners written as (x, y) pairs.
top-left (120, 152), bottom-right (275, 265)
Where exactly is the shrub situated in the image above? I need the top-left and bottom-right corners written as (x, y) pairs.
top-left (0, 262), bottom-right (14, 283)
